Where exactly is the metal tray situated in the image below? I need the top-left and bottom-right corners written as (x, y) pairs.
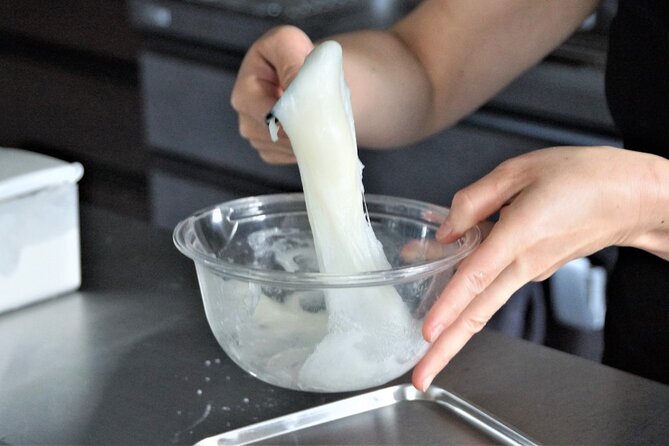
top-left (195, 384), bottom-right (538, 445)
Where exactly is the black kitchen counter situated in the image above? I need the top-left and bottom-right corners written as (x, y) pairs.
top-left (1, 206), bottom-right (668, 445)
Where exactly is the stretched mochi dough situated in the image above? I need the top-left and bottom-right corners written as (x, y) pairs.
top-left (269, 41), bottom-right (424, 391)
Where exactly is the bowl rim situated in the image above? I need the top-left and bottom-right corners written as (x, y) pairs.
top-left (173, 193), bottom-right (481, 288)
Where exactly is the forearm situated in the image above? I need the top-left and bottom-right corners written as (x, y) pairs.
top-left (333, 0), bottom-right (599, 148)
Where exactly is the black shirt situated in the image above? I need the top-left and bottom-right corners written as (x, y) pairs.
top-left (603, 0), bottom-right (669, 384)
top-left (606, 0), bottom-right (669, 154)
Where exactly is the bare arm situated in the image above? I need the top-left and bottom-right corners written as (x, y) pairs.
top-left (231, 0), bottom-right (601, 160)
top-left (343, 0), bottom-right (600, 146)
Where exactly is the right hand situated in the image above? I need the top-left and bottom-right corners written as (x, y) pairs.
top-left (230, 26), bottom-right (314, 164)
top-left (412, 145), bottom-right (669, 391)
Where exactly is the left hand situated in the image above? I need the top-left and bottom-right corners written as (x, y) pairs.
top-left (412, 145), bottom-right (669, 390)
top-left (231, 26), bottom-right (314, 164)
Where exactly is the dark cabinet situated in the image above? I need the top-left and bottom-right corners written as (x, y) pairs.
top-left (0, 0), bottom-right (147, 218)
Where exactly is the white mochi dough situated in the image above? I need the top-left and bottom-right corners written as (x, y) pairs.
top-left (268, 41), bottom-right (424, 391)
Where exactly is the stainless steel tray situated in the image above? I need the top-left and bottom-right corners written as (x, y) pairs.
top-left (195, 384), bottom-right (539, 445)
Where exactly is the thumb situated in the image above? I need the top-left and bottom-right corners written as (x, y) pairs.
top-left (437, 162), bottom-right (525, 243)
top-left (261, 26), bottom-right (315, 90)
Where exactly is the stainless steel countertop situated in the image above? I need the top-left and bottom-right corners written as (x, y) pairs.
top-left (1, 206), bottom-right (667, 445)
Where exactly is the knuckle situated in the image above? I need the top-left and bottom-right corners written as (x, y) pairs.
top-left (230, 78), bottom-right (254, 113)
top-left (462, 269), bottom-right (490, 296)
top-left (238, 120), bottom-right (252, 139)
top-left (257, 150), bottom-right (273, 163)
top-left (530, 261), bottom-right (556, 282)
top-left (533, 270), bottom-right (553, 282)
top-left (258, 151), bottom-right (285, 165)
top-left (229, 88), bottom-right (241, 111)
top-left (453, 189), bottom-right (472, 209)
top-left (451, 189), bottom-right (476, 215)
top-left (434, 302), bottom-right (462, 329)
top-left (230, 75), bottom-right (253, 111)
top-left (271, 25), bottom-right (309, 45)
top-left (490, 157), bottom-right (526, 198)
top-left (249, 139), bottom-right (268, 152)
top-left (272, 24), bottom-right (298, 38)
top-left (513, 256), bottom-right (539, 283)
top-left (494, 157), bottom-right (518, 176)
top-left (463, 314), bottom-right (489, 334)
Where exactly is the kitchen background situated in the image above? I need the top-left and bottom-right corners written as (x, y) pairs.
top-left (0, 0), bottom-right (619, 361)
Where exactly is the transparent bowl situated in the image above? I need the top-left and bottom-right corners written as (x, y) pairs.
top-left (174, 194), bottom-right (480, 392)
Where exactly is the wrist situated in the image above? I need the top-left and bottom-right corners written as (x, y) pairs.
top-left (626, 152), bottom-right (669, 260)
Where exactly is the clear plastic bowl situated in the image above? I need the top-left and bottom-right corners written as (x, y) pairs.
top-left (174, 194), bottom-right (480, 392)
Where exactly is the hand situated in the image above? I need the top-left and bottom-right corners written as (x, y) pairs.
top-left (230, 26), bottom-right (314, 164)
top-left (231, 1), bottom-right (601, 159)
top-left (412, 145), bottom-right (669, 390)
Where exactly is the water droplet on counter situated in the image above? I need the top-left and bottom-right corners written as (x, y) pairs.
top-left (214, 358), bottom-right (221, 364)
top-left (242, 397), bottom-right (249, 404)
top-left (196, 389), bottom-right (203, 396)
top-left (222, 406), bottom-right (231, 411)
top-left (204, 376), bottom-right (211, 382)
top-left (204, 360), bottom-right (212, 367)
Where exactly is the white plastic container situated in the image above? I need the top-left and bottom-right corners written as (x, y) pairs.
top-left (0, 148), bottom-right (84, 313)
top-left (549, 257), bottom-right (607, 331)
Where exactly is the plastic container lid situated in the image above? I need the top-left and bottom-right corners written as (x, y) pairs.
top-left (0, 148), bottom-right (84, 203)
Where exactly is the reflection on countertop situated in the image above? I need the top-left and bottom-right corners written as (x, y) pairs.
top-left (0, 206), bottom-right (668, 445)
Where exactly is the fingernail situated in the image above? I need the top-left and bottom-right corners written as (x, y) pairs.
top-left (428, 324), bottom-right (444, 343)
top-left (436, 221), bottom-right (453, 241)
top-left (421, 374), bottom-right (435, 392)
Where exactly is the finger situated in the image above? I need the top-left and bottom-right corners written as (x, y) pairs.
top-left (400, 239), bottom-right (452, 262)
top-left (402, 220), bottom-right (494, 262)
top-left (422, 218), bottom-right (520, 342)
top-left (256, 148), bottom-right (297, 165)
top-left (474, 220), bottom-right (494, 241)
top-left (241, 115), bottom-right (296, 164)
top-left (437, 159), bottom-right (528, 243)
top-left (231, 57), bottom-right (281, 118)
top-left (233, 75), bottom-right (281, 123)
top-left (249, 137), bottom-right (294, 155)
top-left (232, 26), bottom-right (313, 125)
top-left (259, 26), bottom-right (314, 89)
top-left (240, 115), bottom-right (292, 149)
top-left (412, 260), bottom-right (526, 391)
